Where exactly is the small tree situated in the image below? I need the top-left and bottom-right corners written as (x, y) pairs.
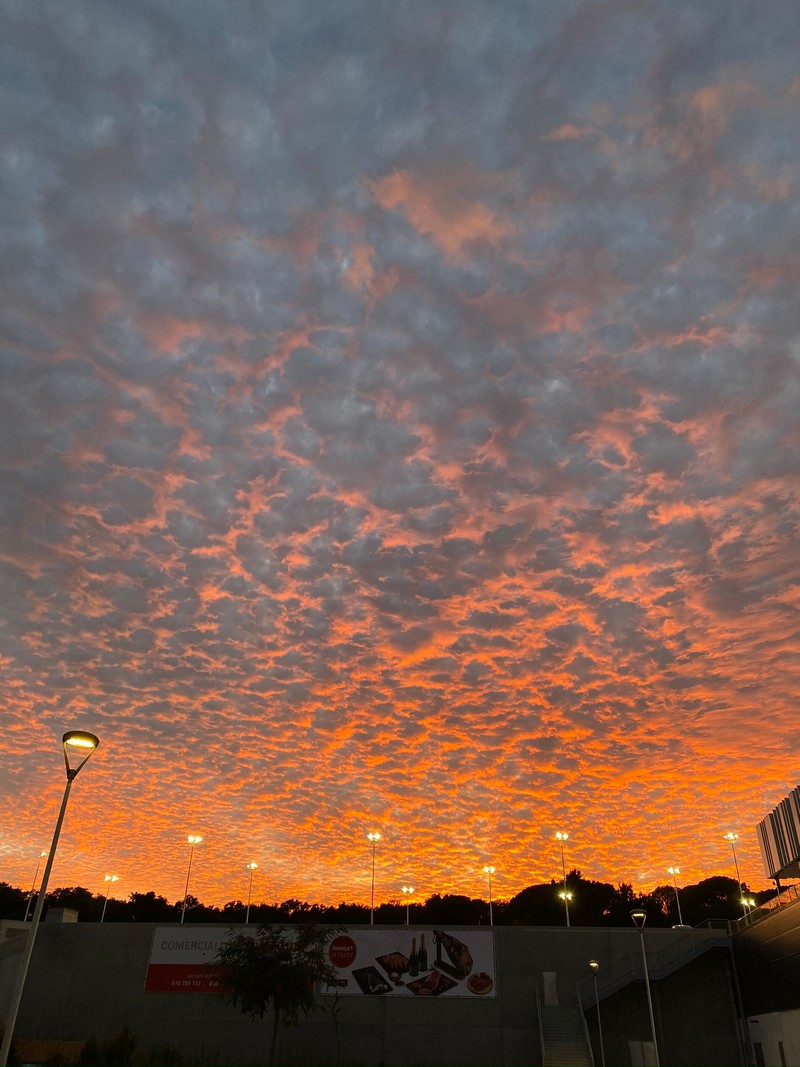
top-left (215, 924), bottom-right (340, 1066)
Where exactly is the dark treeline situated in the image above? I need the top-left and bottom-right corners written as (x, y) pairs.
top-left (0, 870), bottom-right (776, 928)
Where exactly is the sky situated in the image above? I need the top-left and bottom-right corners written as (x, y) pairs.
top-left (1, 0), bottom-right (799, 911)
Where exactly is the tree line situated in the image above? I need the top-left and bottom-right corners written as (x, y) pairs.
top-left (0, 870), bottom-right (774, 927)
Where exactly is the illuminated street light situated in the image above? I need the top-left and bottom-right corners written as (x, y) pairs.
top-left (0, 730), bottom-right (99, 1067)
top-left (483, 866), bottom-right (496, 926)
top-left (724, 832), bottom-right (747, 917)
top-left (630, 909), bottom-right (660, 1067)
top-left (100, 874), bottom-right (119, 924)
top-left (589, 960), bottom-right (605, 1067)
top-left (367, 832), bottom-right (381, 925)
top-left (23, 851), bottom-right (47, 923)
top-left (667, 867), bottom-right (684, 926)
top-left (401, 885), bottom-right (415, 926)
top-left (245, 862), bottom-right (258, 924)
top-left (555, 831), bottom-right (571, 927)
top-left (181, 835), bottom-right (203, 924)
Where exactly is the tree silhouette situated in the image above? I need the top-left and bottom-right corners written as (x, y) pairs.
top-left (215, 924), bottom-right (340, 1065)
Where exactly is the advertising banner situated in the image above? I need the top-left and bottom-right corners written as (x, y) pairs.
top-left (144, 927), bottom-right (237, 992)
top-left (144, 925), bottom-right (496, 999)
top-left (328, 927), bottom-right (496, 998)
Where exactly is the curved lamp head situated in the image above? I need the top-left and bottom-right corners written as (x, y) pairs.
top-left (483, 866), bottom-right (495, 875)
top-left (367, 832), bottom-right (381, 843)
top-left (555, 831), bottom-right (569, 843)
top-left (246, 862), bottom-right (258, 872)
top-left (724, 832), bottom-right (739, 844)
top-left (62, 731), bottom-right (99, 780)
top-left (104, 874), bottom-right (119, 884)
top-left (559, 890), bottom-right (573, 901)
top-left (187, 835), bottom-right (203, 846)
top-left (589, 959), bottom-right (600, 974)
top-left (630, 908), bottom-right (647, 929)
top-left (668, 866), bottom-right (680, 877)
top-left (402, 885), bottom-right (414, 895)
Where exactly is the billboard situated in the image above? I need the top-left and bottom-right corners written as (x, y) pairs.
top-left (144, 925), bottom-right (496, 999)
top-left (144, 927), bottom-right (236, 992)
top-left (327, 927), bottom-right (496, 998)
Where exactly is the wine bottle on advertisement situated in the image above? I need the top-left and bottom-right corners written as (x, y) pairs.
top-left (408, 937), bottom-right (419, 976)
top-left (418, 932), bottom-right (428, 971)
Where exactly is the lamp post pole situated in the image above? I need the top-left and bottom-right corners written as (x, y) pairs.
top-left (0, 731), bottom-right (99, 1067)
top-left (367, 833), bottom-right (381, 925)
top-left (23, 852), bottom-right (47, 923)
top-left (556, 832), bottom-right (570, 927)
top-left (725, 832), bottom-right (747, 917)
top-left (483, 866), bottom-right (495, 926)
top-left (245, 862), bottom-right (258, 924)
top-left (100, 874), bottom-right (119, 923)
top-left (630, 910), bottom-right (660, 1067)
top-left (667, 867), bottom-right (684, 926)
top-left (589, 960), bottom-right (605, 1067)
top-left (402, 885), bottom-right (414, 926)
top-left (181, 835), bottom-right (202, 924)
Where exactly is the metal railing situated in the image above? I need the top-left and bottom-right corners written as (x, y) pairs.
top-left (577, 926), bottom-right (731, 1010)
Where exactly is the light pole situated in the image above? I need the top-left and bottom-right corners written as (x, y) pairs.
top-left (245, 862), bottom-right (258, 924)
top-left (589, 960), bottom-right (605, 1067)
top-left (556, 831), bottom-right (570, 927)
top-left (667, 867), bottom-right (684, 926)
top-left (367, 832), bottom-right (381, 925)
top-left (0, 730), bottom-right (99, 1067)
top-left (402, 885), bottom-right (415, 925)
top-left (483, 866), bottom-right (495, 926)
top-left (100, 874), bottom-right (119, 923)
top-left (23, 852), bottom-right (47, 923)
top-left (630, 909), bottom-right (660, 1067)
top-left (181, 835), bottom-right (202, 924)
top-left (725, 832), bottom-right (747, 917)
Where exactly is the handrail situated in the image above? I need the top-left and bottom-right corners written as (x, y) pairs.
top-left (535, 980), bottom-right (546, 1066)
top-left (577, 926), bottom-right (731, 1009)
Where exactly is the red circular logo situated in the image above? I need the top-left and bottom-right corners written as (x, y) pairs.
top-left (328, 935), bottom-right (357, 969)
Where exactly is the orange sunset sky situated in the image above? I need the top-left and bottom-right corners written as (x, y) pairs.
top-left (1, 1), bottom-right (799, 910)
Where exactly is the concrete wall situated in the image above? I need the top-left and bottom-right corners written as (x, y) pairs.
top-left (0, 923), bottom-right (742, 1066)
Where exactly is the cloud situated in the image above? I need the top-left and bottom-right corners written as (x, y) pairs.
top-left (0, 0), bottom-right (797, 905)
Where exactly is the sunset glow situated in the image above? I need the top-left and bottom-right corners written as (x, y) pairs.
top-left (1, 2), bottom-right (799, 910)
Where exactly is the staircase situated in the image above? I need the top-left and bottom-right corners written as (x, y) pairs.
top-left (541, 1005), bottom-right (593, 1067)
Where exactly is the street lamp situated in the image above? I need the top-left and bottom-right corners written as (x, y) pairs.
top-left (0, 730), bottom-right (99, 1067)
top-left (589, 960), bottom-right (605, 1067)
top-left (367, 833), bottom-right (381, 925)
top-left (724, 832), bottom-right (747, 917)
top-left (556, 831), bottom-right (570, 927)
top-left (630, 909), bottom-right (660, 1067)
top-left (483, 866), bottom-right (495, 926)
top-left (181, 835), bottom-right (203, 924)
top-left (101, 874), bottom-right (119, 923)
top-left (245, 862), bottom-right (258, 924)
top-left (23, 852), bottom-right (47, 923)
top-left (667, 867), bottom-right (684, 926)
top-left (402, 885), bottom-right (415, 925)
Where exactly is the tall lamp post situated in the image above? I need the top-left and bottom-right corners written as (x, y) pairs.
top-left (556, 831), bottom-right (571, 927)
top-left (181, 835), bottom-right (202, 924)
top-left (589, 960), bottom-right (605, 1067)
top-left (725, 832), bottom-right (747, 917)
top-left (0, 730), bottom-right (99, 1067)
top-left (367, 832), bottom-right (381, 925)
top-left (100, 874), bottom-right (119, 923)
top-left (630, 909), bottom-right (660, 1067)
top-left (667, 867), bottom-right (684, 926)
top-left (483, 866), bottom-right (495, 926)
top-left (401, 885), bottom-right (414, 926)
top-left (245, 862), bottom-right (258, 924)
top-left (23, 852), bottom-right (47, 923)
